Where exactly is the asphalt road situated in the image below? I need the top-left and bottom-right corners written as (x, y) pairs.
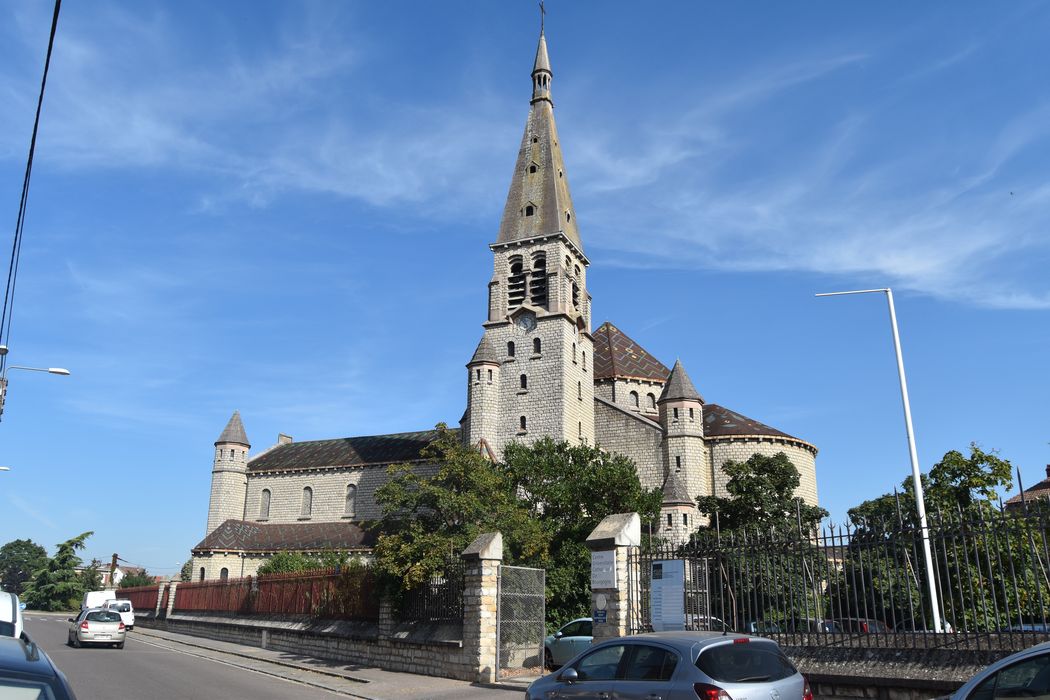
top-left (25, 614), bottom-right (362, 700)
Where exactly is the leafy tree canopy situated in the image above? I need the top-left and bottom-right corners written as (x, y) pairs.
top-left (119, 570), bottom-right (155, 588)
top-left (696, 452), bottom-right (827, 533)
top-left (179, 560), bottom-right (193, 582)
top-left (23, 532), bottom-right (93, 611)
top-left (373, 424), bottom-right (546, 592)
top-left (848, 443), bottom-right (1013, 527)
top-left (0, 539), bottom-right (48, 595)
top-left (256, 551), bottom-right (355, 576)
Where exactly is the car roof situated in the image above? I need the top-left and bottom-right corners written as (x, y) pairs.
top-left (0, 637), bottom-right (58, 679)
top-left (619, 630), bottom-right (759, 647)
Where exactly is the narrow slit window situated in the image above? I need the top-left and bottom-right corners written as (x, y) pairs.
top-left (508, 341), bottom-right (516, 357)
top-left (199, 568), bottom-right (205, 581)
top-left (630, 391), bottom-right (639, 408)
top-left (578, 381), bottom-right (582, 400)
top-left (475, 369), bottom-right (481, 381)
top-left (301, 486), bottom-right (313, 518)
top-left (648, 393), bottom-right (656, 410)
top-left (520, 374), bottom-right (528, 390)
top-left (345, 484), bottom-right (357, 516)
top-left (675, 456), bottom-right (682, 471)
top-left (529, 164), bottom-right (538, 173)
top-left (673, 408), bottom-right (679, 420)
top-left (533, 337), bottom-right (541, 354)
top-left (689, 407), bottom-right (695, 419)
top-left (582, 351), bottom-right (586, 370)
top-left (259, 489), bottom-right (271, 519)
top-left (520, 416), bottom-right (527, 432)
top-left (666, 514), bottom-right (672, 527)
top-left (487, 369), bottom-right (493, 381)
top-left (525, 205), bottom-right (535, 217)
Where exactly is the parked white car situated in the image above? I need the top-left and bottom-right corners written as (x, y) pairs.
top-left (102, 599), bottom-right (135, 630)
top-left (0, 591), bottom-right (25, 639)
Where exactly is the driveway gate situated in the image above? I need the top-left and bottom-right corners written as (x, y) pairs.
top-left (497, 565), bottom-right (545, 679)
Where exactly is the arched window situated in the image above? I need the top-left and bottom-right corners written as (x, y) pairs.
top-left (520, 416), bottom-right (527, 432)
top-left (533, 337), bottom-right (541, 354)
top-left (220, 568), bottom-right (229, 582)
top-left (259, 489), bottom-right (271, 519)
top-left (345, 484), bottom-right (357, 517)
top-left (508, 257), bottom-right (526, 309)
top-left (630, 391), bottom-right (639, 408)
top-left (507, 341), bottom-right (516, 357)
top-left (301, 486), bottom-right (313, 518)
top-left (647, 393), bottom-right (656, 410)
top-left (199, 567), bottom-right (205, 581)
top-left (572, 282), bottom-right (580, 310)
top-left (530, 254), bottom-right (547, 306)
top-left (520, 374), bottom-right (528, 390)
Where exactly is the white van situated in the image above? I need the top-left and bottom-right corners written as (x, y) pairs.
top-left (102, 599), bottom-right (135, 630)
top-left (0, 591), bottom-right (25, 639)
top-left (81, 590), bottom-right (113, 611)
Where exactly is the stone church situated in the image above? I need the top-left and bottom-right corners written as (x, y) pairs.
top-left (191, 29), bottom-right (819, 581)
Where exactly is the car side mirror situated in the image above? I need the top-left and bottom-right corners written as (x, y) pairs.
top-left (67, 618), bottom-right (75, 622)
top-left (554, 631), bottom-right (564, 639)
top-left (558, 667), bottom-right (579, 684)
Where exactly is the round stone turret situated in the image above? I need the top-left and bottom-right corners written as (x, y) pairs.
top-left (205, 411), bottom-right (251, 535)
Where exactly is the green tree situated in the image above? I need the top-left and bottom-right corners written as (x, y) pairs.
top-left (80, 559), bottom-right (104, 591)
top-left (257, 552), bottom-right (325, 575)
top-left (179, 560), bottom-right (193, 582)
top-left (500, 438), bottom-right (661, 625)
top-left (0, 539), bottom-right (48, 595)
top-left (373, 424), bottom-right (546, 594)
top-left (23, 532), bottom-right (93, 611)
top-left (696, 452), bottom-right (828, 532)
top-left (119, 570), bottom-right (155, 588)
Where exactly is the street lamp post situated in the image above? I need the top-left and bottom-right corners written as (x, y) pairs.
top-left (0, 344), bottom-right (71, 421)
top-left (816, 287), bottom-right (943, 633)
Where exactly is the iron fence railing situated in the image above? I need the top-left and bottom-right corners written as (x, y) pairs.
top-left (172, 566), bottom-right (379, 620)
top-left (629, 502), bottom-right (1050, 650)
top-left (398, 560), bottom-right (464, 623)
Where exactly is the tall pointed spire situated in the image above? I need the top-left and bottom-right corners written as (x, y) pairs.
top-left (496, 27), bottom-right (584, 254)
top-left (659, 360), bottom-right (704, 404)
top-left (215, 410), bottom-right (250, 446)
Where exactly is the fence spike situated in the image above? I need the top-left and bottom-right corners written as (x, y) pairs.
top-left (1017, 467), bottom-right (1028, 513)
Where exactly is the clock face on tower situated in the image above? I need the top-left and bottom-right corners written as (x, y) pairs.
top-left (516, 312), bottom-right (537, 332)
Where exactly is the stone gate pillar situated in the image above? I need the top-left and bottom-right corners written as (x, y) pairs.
top-left (165, 581), bottom-right (178, 618)
top-left (462, 532), bottom-right (503, 684)
top-left (587, 512), bottom-right (641, 641)
top-left (154, 582), bottom-right (167, 618)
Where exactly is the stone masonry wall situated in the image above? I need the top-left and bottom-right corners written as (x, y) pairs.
top-left (708, 438), bottom-right (819, 505)
top-left (594, 397), bottom-right (663, 490)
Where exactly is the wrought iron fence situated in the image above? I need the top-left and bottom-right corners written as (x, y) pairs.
top-left (173, 566), bottom-right (379, 620)
top-left (629, 503), bottom-right (1050, 650)
top-left (398, 559), bottom-right (465, 623)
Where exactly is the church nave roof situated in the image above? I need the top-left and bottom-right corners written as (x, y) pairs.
top-left (592, 322), bottom-right (671, 382)
top-left (248, 427), bottom-right (454, 473)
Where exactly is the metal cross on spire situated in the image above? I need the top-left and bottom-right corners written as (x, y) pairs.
top-left (539, 0), bottom-right (545, 33)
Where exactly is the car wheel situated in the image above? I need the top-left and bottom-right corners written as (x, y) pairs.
top-left (71, 636), bottom-right (81, 649)
top-left (66, 633), bottom-right (73, 647)
top-left (115, 642), bottom-right (124, 649)
top-left (544, 648), bottom-right (555, 671)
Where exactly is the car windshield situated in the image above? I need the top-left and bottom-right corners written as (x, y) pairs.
top-left (85, 611), bottom-right (121, 623)
top-left (697, 642), bottom-right (797, 683)
top-left (0, 678), bottom-right (56, 699)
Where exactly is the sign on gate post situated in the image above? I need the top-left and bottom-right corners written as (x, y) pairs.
top-left (651, 560), bottom-right (686, 631)
top-left (591, 550), bottom-right (616, 590)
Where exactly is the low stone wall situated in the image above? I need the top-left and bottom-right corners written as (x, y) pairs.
top-left (781, 633), bottom-right (1050, 700)
top-left (137, 612), bottom-right (471, 680)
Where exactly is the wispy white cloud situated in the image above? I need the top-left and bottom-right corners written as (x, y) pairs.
top-left (8, 494), bottom-right (58, 530)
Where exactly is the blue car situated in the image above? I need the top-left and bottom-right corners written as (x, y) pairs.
top-left (545, 618), bottom-right (593, 669)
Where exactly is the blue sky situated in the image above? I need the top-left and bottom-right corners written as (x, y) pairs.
top-left (1, 1), bottom-right (1048, 575)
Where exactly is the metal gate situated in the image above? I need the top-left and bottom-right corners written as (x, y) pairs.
top-left (626, 549), bottom-right (715, 634)
top-left (497, 565), bottom-right (545, 679)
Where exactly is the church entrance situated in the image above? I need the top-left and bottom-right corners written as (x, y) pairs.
top-left (496, 565), bottom-right (546, 680)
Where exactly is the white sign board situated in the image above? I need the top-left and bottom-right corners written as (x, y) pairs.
top-left (650, 560), bottom-right (686, 632)
top-left (590, 550), bottom-right (617, 590)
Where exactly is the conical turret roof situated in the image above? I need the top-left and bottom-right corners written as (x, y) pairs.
top-left (658, 360), bottom-right (704, 404)
top-left (496, 31), bottom-right (584, 255)
top-left (468, 336), bottom-right (499, 365)
top-left (661, 470), bottom-right (694, 507)
top-left (215, 410), bottom-right (250, 447)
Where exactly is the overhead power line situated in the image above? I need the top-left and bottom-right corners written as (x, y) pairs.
top-left (0, 0), bottom-right (62, 376)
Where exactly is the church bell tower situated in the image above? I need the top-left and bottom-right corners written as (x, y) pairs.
top-left (463, 27), bottom-right (595, 458)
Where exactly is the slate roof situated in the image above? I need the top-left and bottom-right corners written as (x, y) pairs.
top-left (248, 428), bottom-right (451, 473)
top-left (193, 519), bottom-right (373, 553)
top-left (1006, 466), bottom-right (1050, 506)
top-left (592, 322), bottom-right (671, 382)
top-left (468, 336), bottom-right (499, 365)
top-left (661, 470), bottom-right (693, 506)
top-left (659, 359), bottom-right (704, 404)
top-left (703, 404), bottom-right (798, 441)
top-left (216, 411), bottom-right (249, 446)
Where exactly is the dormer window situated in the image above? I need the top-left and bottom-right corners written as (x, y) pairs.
top-left (524, 205), bottom-right (535, 217)
top-left (532, 137), bottom-right (539, 143)
top-left (529, 164), bottom-right (538, 174)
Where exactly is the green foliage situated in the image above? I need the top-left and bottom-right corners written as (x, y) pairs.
top-left (500, 437), bottom-right (662, 626)
top-left (256, 552), bottom-right (345, 576)
top-left (0, 539), bottom-right (48, 595)
top-left (80, 559), bottom-right (103, 591)
top-left (373, 424), bottom-right (545, 594)
top-left (179, 560), bottom-right (193, 582)
top-left (119, 570), bottom-right (155, 588)
top-left (696, 452), bottom-right (827, 533)
top-left (23, 532), bottom-right (93, 611)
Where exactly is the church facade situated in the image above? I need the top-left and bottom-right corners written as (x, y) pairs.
top-left (191, 30), bottom-right (818, 581)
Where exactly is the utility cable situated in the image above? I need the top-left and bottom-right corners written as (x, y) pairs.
top-left (0, 0), bottom-right (62, 376)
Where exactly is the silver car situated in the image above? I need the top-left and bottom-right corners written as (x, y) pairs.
top-left (941, 640), bottom-right (1050, 700)
top-left (527, 631), bottom-right (810, 700)
top-left (67, 608), bottom-right (126, 649)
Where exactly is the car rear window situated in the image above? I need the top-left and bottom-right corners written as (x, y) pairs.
top-left (0, 678), bottom-right (56, 699)
top-left (0, 621), bottom-right (15, 637)
top-left (697, 642), bottom-right (797, 683)
top-left (112, 604), bottom-right (131, 612)
top-left (86, 611), bottom-right (122, 623)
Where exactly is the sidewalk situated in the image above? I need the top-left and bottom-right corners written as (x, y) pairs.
top-left (132, 623), bottom-right (536, 699)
